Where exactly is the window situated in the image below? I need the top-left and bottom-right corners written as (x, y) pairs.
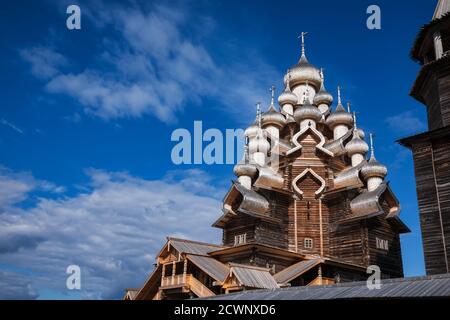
top-left (304, 237), bottom-right (313, 249)
top-left (376, 237), bottom-right (389, 251)
top-left (234, 233), bottom-right (246, 246)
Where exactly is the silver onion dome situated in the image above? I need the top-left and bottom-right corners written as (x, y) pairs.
top-left (278, 86), bottom-right (298, 106)
top-left (248, 129), bottom-right (270, 154)
top-left (325, 87), bottom-right (353, 129)
top-left (355, 128), bottom-right (365, 139)
top-left (244, 122), bottom-right (259, 138)
top-left (345, 132), bottom-right (369, 156)
top-left (262, 105), bottom-right (286, 128)
top-left (285, 54), bottom-right (322, 90)
top-left (361, 134), bottom-right (387, 179)
top-left (361, 156), bottom-right (387, 179)
top-left (234, 162), bottom-right (257, 178)
top-left (313, 70), bottom-right (333, 106)
top-left (294, 101), bottom-right (322, 123)
top-left (262, 86), bottom-right (286, 128)
top-left (279, 70), bottom-right (299, 106)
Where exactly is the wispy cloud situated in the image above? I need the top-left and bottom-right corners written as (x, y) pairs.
top-left (0, 167), bottom-right (222, 299)
top-left (385, 111), bottom-right (426, 134)
top-left (1, 118), bottom-right (24, 134)
top-left (20, 2), bottom-right (278, 124)
top-left (19, 46), bottom-right (67, 80)
top-left (0, 166), bottom-right (65, 210)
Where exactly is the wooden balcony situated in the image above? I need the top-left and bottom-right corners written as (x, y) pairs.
top-left (160, 274), bottom-right (215, 298)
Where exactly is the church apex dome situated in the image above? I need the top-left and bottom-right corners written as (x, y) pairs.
top-left (325, 86), bottom-right (354, 129)
top-left (278, 70), bottom-right (298, 106)
top-left (262, 86), bottom-right (286, 128)
top-left (284, 32), bottom-right (321, 90)
top-left (313, 69), bottom-right (334, 106)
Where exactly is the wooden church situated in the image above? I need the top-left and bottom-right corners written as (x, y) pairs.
top-left (399, 0), bottom-right (450, 275)
top-left (126, 34), bottom-right (410, 300)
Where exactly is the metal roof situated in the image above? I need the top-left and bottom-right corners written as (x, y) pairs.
top-left (228, 264), bottom-right (279, 289)
top-left (433, 0), bottom-right (450, 20)
top-left (187, 254), bottom-right (229, 282)
top-left (169, 238), bottom-right (226, 256)
top-left (205, 274), bottom-right (450, 300)
top-left (274, 259), bottom-right (321, 284)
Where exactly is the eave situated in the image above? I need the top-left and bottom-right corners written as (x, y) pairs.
top-left (397, 125), bottom-right (450, 148)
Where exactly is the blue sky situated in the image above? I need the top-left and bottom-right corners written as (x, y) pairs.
top-left (0, 0), bottom-right (435, 299)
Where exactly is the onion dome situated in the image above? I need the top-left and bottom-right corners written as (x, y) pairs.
top-left (262, 86), bottom-right (286, 128)
top-left (325, 87), bottom-right (353, 129)
top-left (313, 69), bottom-right (333, 106)
top-left (345, 114), bottom-right (368, 156)
top-left (234, 146), bottom-right (257, 178)
top-left (244, 122), bottom-right (259, 138)
top-left (278, 71), bottom-right (298, 106)
top-left (355, 128), bottom-right (365, 139)
top-left (249, 129), bottom-right (270, 154)
top-left (361, 134), bottom-right (387, 179)
top-left (293, 84), bottom-right (322, 123)
top-left (245, 102), bottom-right (262, 138)
top-left (283, 32), bottom-right (321, 90)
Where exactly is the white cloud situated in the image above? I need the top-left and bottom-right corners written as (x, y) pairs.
top-left (20, 2), bottom-right (279, 124)
top-left (385, 111), bottom-right (426, 134)
top-left (19, 46), bottom-right (67, 80)
top-left (0, 167), bottom-right (223, 299)
top-left (0, 270), bottom-right (38, 300)
top-left (0, 167), bottom-right (64, 210)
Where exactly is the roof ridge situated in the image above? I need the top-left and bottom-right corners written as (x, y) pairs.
top-left (228, 263), bottom-right (271, 271)
top-left (167, 236), bottom-right (226, 248)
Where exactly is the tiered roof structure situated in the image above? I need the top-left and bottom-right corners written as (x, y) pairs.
top-left (127, 35), bottom-right (409, 300)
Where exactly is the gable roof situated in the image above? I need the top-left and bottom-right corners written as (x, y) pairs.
top-left (164, 237), bottom-right (226, 256)
top-left (187, 254), bottom-right (229, 282)
top-left (274, 259), bottom-right (321, 284)
top-left (227, 263), bottom-right (279, 289)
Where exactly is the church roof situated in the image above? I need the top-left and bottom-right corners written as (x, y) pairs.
top-left (227, 263), bottom-right (279, 289)
top-left (167, 237), bottom-right (226, 256)
top-left (274, 259), bottom-right (321, 284)
top-left (411, 1), bottom-right (450, 64)
top-left (433, 0), bottom-right (450, 20)
top-left (187, 254), bottom-right (229, 282)
top-left (204, 273), bottom-right (450, 300)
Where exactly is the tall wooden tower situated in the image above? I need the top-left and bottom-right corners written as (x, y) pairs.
top-left (399, 0), bottom-right (450, 275)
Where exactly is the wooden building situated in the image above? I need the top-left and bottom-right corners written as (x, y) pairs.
top-left (398, 0), bottom-right (450, 275)
top-left (128, 34), bottom-right (409, 300)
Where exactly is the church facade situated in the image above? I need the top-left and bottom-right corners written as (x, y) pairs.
top-left (126, 35), bottom-right (410, 300)
top-left (399, 0), bottom-right (450, 275)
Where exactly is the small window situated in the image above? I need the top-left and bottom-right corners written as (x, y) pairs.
top-left (376, 237), bottom-right (389, 251)
top-left (304, 238), bottom-right (313, 249)
top-left (234, 233), bottom-right (246, 246)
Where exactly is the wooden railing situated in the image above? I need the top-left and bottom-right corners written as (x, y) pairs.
top-left (160, 274), bottom-right (215, 297)
top-left (188, 275), bottom-right (215, 297)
